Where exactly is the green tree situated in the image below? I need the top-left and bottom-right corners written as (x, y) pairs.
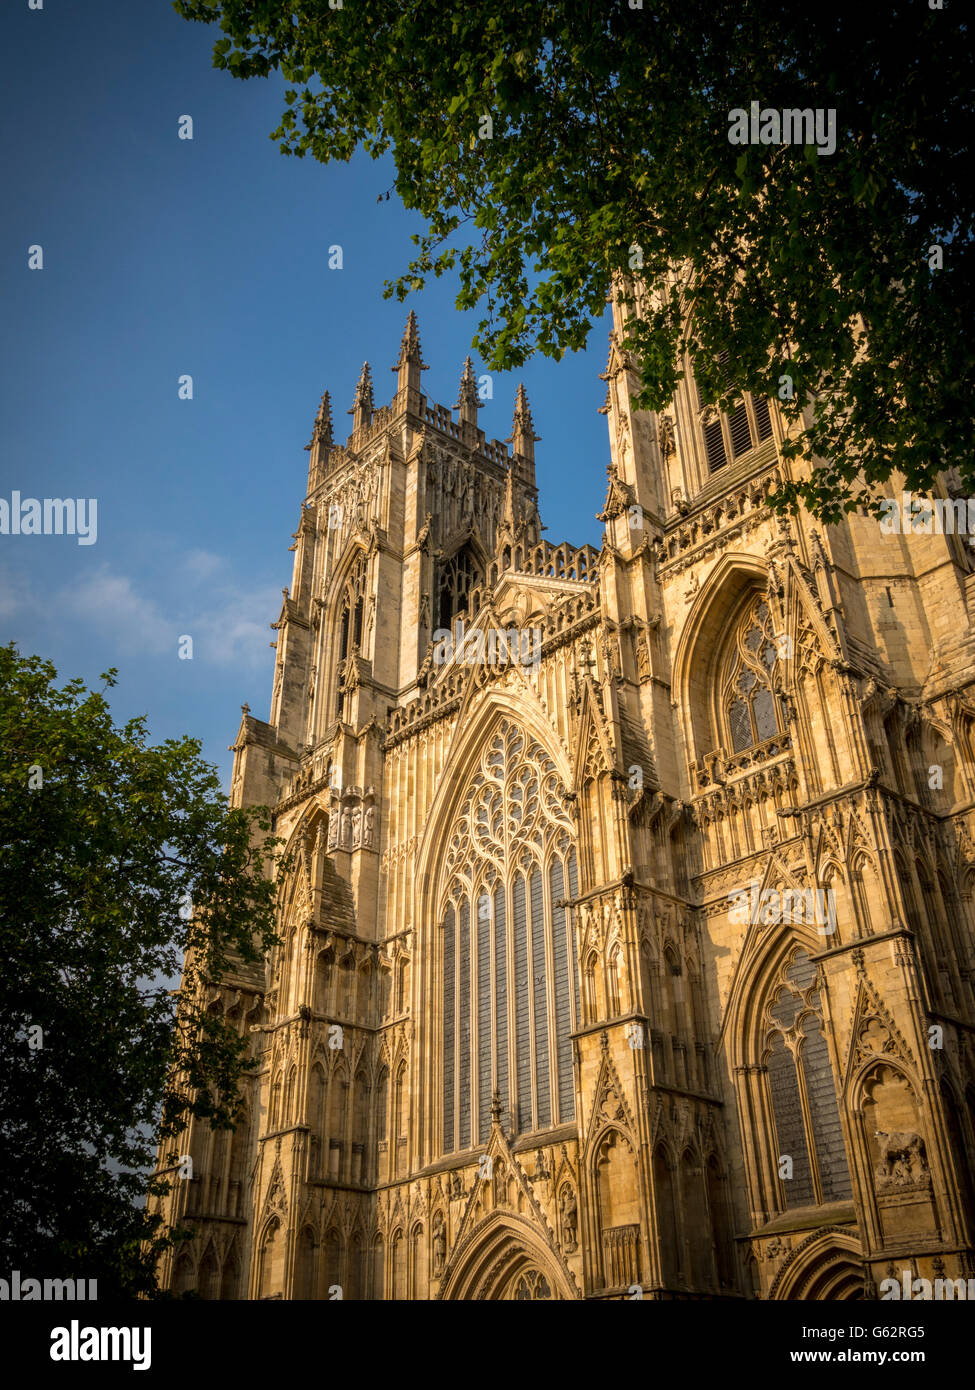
top-left (0, 645), bottom-right (280, 1297)
top-left (175, 0), bottom-right (973, 520)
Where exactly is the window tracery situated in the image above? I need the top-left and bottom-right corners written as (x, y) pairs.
top-left (436, 542), bottom-right (481, 630)
top-left (441, 720), bottom-right (579, 1150)
top-left (763, 948), bottom-right (852, 1208)
top-left (509, 1269), bottom-right (553, 1300)
top-left (720, 594), bottom-right (786, 753)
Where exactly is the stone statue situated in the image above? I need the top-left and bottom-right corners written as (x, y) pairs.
top-left (637, 633), bottom-right (652, 681)
top-left (560, 1186), bottom-right (578, 1249)
top-left (432, 1211), bottom-right (446, 1274)
top-left (659, 414), bottom-right (676, 459)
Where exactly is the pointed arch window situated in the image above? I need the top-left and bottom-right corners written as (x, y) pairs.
top-left (440, 721), bottom-right (578, 1152)
top-left (720, 593), bottom-right (786, 753)
top-left (338, 555), bottom-right (366, 661)
top-left (764, 949), bottom-right (852, 1209)
top-left (335, 554), bottom-right (367, 716)
top-left (436, 542), bottom-right (481, 631)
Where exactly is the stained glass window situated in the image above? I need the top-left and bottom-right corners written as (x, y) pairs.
top-left (765, 949), bottom-right (852, 1209)
top-left (440, 721), bottom-right (577, 1151)
top-left (721, 594), bottom-right (784, 752)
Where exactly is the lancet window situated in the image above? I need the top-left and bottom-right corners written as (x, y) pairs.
top-left (334, 553), bottom-right (367, 716)
top-left (763, 949), bottom-right (852, 1208)
top-left (436, 543), bottom-right (481, 631)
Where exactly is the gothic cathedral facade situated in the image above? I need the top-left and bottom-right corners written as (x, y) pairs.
top-left (152, 303), bottom-right (975, 1300)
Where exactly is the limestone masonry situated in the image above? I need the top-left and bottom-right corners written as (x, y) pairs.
top-left (151, 301), bottom-right (975, 1300)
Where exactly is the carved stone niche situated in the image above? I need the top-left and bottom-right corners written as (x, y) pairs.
top-left (861, 1065), bottom-right (936, 1240)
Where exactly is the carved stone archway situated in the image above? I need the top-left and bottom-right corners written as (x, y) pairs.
top-left (767, 1228), bottom-right (864, 1301)
top-left (437, 1212), bottom-right (577, 1301)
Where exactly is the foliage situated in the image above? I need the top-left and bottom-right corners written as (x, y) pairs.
top-left (0, 645), bottom-right (281, 1296)
top-left (176, 0), bottom-right (973, 520)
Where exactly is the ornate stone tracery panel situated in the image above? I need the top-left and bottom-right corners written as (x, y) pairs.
top-left (442, 720), bottom-right (573, 902)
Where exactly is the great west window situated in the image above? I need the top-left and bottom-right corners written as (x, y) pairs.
top-left (441, 720), bottom-right (579, 1150)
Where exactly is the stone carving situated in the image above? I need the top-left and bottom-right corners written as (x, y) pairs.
top-left (599, 1084), bottom-right (624, 1122)
top-left (601, 632), bottom-right (621, 678)
top-left (636, 632), bottom-right (652, 681)
top-left (875, 1130), bottom-right (928, 1188)
top-left (328, 786), bottom-right (379, 852)
top-left (432, 1210), bottom-right (446, 1274)
top-left (560, 1185), bottom-right (578, 1252)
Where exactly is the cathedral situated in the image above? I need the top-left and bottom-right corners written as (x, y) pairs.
top-left (151, 298), bottom-right (975, 1300)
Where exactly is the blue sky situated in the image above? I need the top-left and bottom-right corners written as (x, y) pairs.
top-left (1, 0), bottom-right (610, 789)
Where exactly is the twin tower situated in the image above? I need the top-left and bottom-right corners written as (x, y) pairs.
top-left (152, 302), bottom-right (975, 1300)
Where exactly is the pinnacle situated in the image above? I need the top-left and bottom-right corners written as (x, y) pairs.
top-left (455, 355), bottom-right (480, 413)
top-left (506, 381), bottom-right (540, 447)
top-left (348, 362), bottom-right (374, 415)
top-left (306, 389), bottom-right (332, 449)
top-left (392, 310), bottom-right (429, 372)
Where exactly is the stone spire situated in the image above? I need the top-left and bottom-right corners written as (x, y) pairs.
top-left (391, 310), bottom-right (428, 410)
top-left (455, 355), bottom-right (480, 426)
top-left (507, 382), bottom-right (540, 480)
top-left (349, 362), bottom-right (374, 434)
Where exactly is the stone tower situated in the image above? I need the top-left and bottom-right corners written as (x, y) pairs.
top-left (151, 304), bottom-right (975, 1301)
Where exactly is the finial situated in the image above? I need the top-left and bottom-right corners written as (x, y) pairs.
top-left (490, 1088), bottom-right (503, 1124)
top-left (392, 310), bottom-right (429, 372)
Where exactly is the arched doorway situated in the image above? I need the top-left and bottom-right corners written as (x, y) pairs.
top-left (438, 1212), bottom-right (576, 1301)
top-left (768, 1230), bottom-right (864, 1300)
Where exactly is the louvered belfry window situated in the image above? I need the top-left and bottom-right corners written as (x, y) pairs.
top-left (694, 352), bottom-right (775, 474)
top-left (440, 721), bottom-right (579, 1150)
